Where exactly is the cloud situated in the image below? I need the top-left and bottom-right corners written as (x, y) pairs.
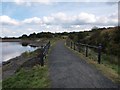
top-left (77, 12), bottom-right (96, 23)
top-left (1, 12), bottom-right (117, 27)
top-left (12, 0), bottom-right (31, 6)
top-left (27, 28), bottom-right (34, 31)
top-left (1, 12), bottom-right (118, 37)
top-left (43, 12), bottom-right (75, 25)
top-left (95, 12), bottom-right (118, 26)
top-left (43, 16), bottom-right (54, 25)
top-left (71, 25), bottom-right (81, 28)
top-left (36, 0), bottom-right (52, 4)
top-left (0, 15), bottom-right (19, 26)
top-left (51, 12), bottom-right (70, 22)
top-left (106, 0), bottom-right (119, 2)
top-left (13, 0), bottom-right (52, 6)
top-left (106, 2), bottom-right (118, 6)
top-left (22, 17), bottom-right (43, 24)
top-left (2, 0), bottom-right (120, 3)
top-left (14, 0), bottom-right (25, 5)
top-left (42, 12), bottom-right (117, 26)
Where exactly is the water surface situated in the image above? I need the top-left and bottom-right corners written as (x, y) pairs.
top-left (0, 42), bottom-right (36, 62)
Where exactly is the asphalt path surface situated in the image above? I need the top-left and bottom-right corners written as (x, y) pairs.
top-left (48, 40), bottom-right (118, 88)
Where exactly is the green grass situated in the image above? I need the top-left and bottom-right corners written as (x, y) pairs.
top-left (2, 65), bottom-right (50, 88)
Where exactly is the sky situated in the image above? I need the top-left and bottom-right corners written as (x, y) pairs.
top-left (0, 0), bottom-right (119, 37)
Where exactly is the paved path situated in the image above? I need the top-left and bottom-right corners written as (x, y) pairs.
top-left (48, 40), bottom-right (117, 88)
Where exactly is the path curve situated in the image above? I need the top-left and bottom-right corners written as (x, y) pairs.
top-left (48, 40), bottom-right (117, 88)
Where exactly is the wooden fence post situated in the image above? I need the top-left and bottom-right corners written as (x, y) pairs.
top-left (49, 41), bottom-right (51, 48)
top-left (85, 45), bottom-right (88, 57)
top-left (98, 44), bottom-right (102, 64)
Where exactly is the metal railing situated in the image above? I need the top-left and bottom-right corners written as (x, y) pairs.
top-left (66, 39), bottom-right (102, 64)
top-left (40, 41), bottom-right (50, 66)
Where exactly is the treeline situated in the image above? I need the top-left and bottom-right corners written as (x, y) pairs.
top-left (19, 32), bottom-right (53, 39)
top-left (19, 32), bottom-right (69, 39)
top-left (3, 26), bottom-right (119, 57)
top-left (68, 26), bottom-right (120, 57)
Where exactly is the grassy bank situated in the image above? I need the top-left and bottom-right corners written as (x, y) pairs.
top-left (2, 38), bottom-right (59, 89)
top-left (3, 65), bottom-right (50, 88)
top-left (2, 48), bottom-right (50, 88)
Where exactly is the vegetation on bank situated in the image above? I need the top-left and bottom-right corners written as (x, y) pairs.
top-left (2, 38), bottom-right (59, 88)
top-left (3, 48), bottom-right (50, 88)
top-left (68, 26), bottom-right (120, 57)
top-left (4, 64), bottom-right (50, 88)
top-left (3, 65), bottom-right (50, 88)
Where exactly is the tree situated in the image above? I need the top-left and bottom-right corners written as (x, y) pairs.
top-left (21, 34), bottom-right (28, 39)
top-left (28, 32), bottom-right (36, 39)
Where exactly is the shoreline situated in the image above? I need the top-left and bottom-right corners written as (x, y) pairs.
top-left (2, 39), bottom-right (40, 65)
top-left (2, 39), bottom-right (49, 80)
top-left (0, 38), bottom-right (47, 47)
top-left (0, 39), bottom-right (21, 42)
top-left (2, 47), bottom-right (40, 80)
top-left (1, 39), bottom-right (39, 65)
top-left (2, 49), bottom-right (38, 80)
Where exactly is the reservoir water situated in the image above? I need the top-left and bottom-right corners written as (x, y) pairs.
top-left (0, 42), bottom-right (36, 62)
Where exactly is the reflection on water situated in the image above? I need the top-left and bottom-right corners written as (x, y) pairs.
top-left (0, 42), bottom-right (36, 62)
